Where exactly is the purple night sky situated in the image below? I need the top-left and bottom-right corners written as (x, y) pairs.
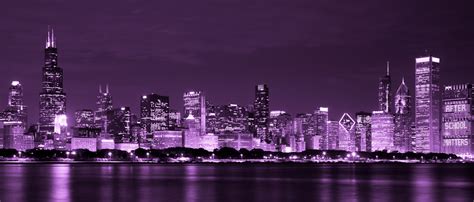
top-left (1, 0), bottom-right (474, 124)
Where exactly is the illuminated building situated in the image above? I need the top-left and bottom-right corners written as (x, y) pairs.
top-left (327, 120), bottom-right (339, 150)
top-left (183, 91), bottom-right (206, 135)
top-left (291, 117), bottom-right (306, 152)
top-left (268, 111), bottom-right (292, 148)
top-left (254, 84), bottom-right (270, 142)
top-left (95, 85), bottom-right (113, 132)
top-left (1, 121), bottom-right (25, 150)
top-left (355, 112), bottom-right (371, 152)
top-left (152, 130), bottom-right (183, 149)
top-left (183, 113), bottom-right (200, 148)
top-left (441, 84), bottom-right (474, 155)
top-left (168, 109), bottom-right (181, 130)
top-left (378, 62), bottom-right (392, 113)
top-left (39, 27), bottom-right (67, 136)
top-left (75, 109), bottom-right (95, 128)
top-left (415, 55), bottom-right (441, 153)
top-left (97, 138), bottom-right (115, 150)
top-left (218, 132), bottom-right (253, 150)
top-left (0, 81), bottom-right (28, 125)
top-left (338, 113), bottom-right (355, 151)
top-left (394, 78), bottom-right (413, 152)
top-left (140, 94), bottom-right (170, 133)
top-left (371, 111), bottom-right (394, 151)
top-left (213, 104), bottom-right (248, 134)
top-left (107, 107), bottom-right (131, 142)
top-left (199, 134), bottom-right (218, 151)
top-left (315, 107), bottom-right (329, 150)
top-left (71, 137), bottom-right (97, 151)
top-left (53, 114), bottom-right (69, 150)
top-left (115, 142), bottom-right (139, 152)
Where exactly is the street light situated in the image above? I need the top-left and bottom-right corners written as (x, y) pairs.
top-left (18, 151), bottom-right (22, 158)
top-left (108, 152), bottom-right (112, 159)
top-left (66, 151), bottom-right (70, 159)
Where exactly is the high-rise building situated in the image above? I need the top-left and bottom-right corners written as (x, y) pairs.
top-left (415, 55), bottom-right (441, 153)
top-left (441, 84), bottom-right (474, 155)
top-left (141, 94), bottom-right (170, 133)
top-left (394, 78), bottom-right (413, 152)
top-left (107, 107), bottom-right (131, 142)
top-left (2, 121), bottom-right (25, 150)
top-left (53, 114), bottom-right (69, 150)
top-left (338, 113), bottom-right (355, 151)
top-left (371, 111), bottom-right (394, 151)
top-left (75, 109), bottom-right (95, 128)
top-left (213, 104), bottom-right (248, 134)
top-left (327, 120), bottom-right (339, 150)
top-left (73, 109), bottom-right (100, 138)
top-left (39, 27), bottom-right (67, 135)
top-left (168, 109), bottom-right (181, 130)
top-left (183, 91), bottom-right (206, 135)
top-left (7, 81), bottom-right (27, 124)
top-left (355, 112), bottom-right (372, 152)
top-left (183, 113), bottom-right (200, 149)
top-left (378, 62), bottom-right (392, 113)
top-left (315, 107), bottom-right (329, 150)
top-left (95, 85), bottom-right (113, 132)
top-left (254, 84), bottom-right (270, 142)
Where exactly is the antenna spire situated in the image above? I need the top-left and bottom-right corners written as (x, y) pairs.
top-left (386, 61), bottom-right (390, 76)
top-left (106, 84), bottom-right (109, 94)
top-left (402, 77), bottom-right (405, 85)
top-left (51, 28), bottom-right (55, 47)
top-left (99, 85), bottom-right (102, 94)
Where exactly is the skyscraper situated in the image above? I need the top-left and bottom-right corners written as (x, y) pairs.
top-left (107, 107), bottom-right (132, 142)
top-left (415, 55), bottom-right (441, 153)
top-left (338, 113), bottom-right (355, 151)
top-left (371, 111), bottom-right (394, 151)
top-left (183, 91), bottom-right (206, 135)
top-left (378, 62), bottom-right (392, 113)
top-left (0, 81), bottom-right (27, 125)
top-left (441, 84), bottom-right (474, 155)
top-left (254, 84), bottom-right (270, 142)
top-left (95, 85), bottom-right (113, 132)
top-left (39, 27), bottom-right (66, 135)
top-left (355, 111), bottom-right (372, 152)
top-left (314, 107), bottom-right (329, 150)
top-left (140, 94), bottom-right (170, 133)
top-left (394, 78), bottom-right (412, 152)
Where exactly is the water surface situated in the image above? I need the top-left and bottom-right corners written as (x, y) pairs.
top-left (0, 163), bottom-right (472, 202)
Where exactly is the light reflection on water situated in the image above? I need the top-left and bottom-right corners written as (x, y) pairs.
top-left (0, 163), bottom-right (472, 202)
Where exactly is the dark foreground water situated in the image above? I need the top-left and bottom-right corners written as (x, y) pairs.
top-left (0, 163), bottom-right (473, 202)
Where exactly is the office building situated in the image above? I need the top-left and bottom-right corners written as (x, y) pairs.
top-left (371, 111), bottom-right (394, 151)
top-left (415, 55), bottom-right (441, 153)
top-left (355, 112), bottom-right (372, 152)
top-left (441, 84), bottom-right (474, 155)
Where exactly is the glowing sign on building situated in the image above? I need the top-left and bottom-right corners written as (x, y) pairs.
top-left (339, 113), bottom-right (355, 132)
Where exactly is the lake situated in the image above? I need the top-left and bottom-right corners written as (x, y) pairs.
top-left (0, 163), bottom-right (472, 202)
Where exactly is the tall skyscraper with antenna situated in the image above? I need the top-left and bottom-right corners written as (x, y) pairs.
top-left (39, 27), bottom-right (67, 136)
top-left (378, 62), bottom-right (392, 113)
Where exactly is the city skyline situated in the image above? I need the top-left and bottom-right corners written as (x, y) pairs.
top-left (2, 1), bottom-right (474, 124)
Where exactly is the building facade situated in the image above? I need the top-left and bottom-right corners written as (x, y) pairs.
top-left (39, 27), bottom-right (67, 136)
top-left (394, 78), bottom-right (413, 152)
top-left (254, 84), bottom-right (270, 142)
top-left (378, 62), bottom-right (392, 113)
top-left (441, 84), bottom-right (474, 155)
top-left (371, 111), bottom-right (394, 151)
top-left (355, 112), bottom-right (372, 152)
top-left (141, 94), bottom-right (170, 133)
top-left (184, 91), bottom-right (206, 136)
top-left (415, 55), bottom-right (441, 153)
